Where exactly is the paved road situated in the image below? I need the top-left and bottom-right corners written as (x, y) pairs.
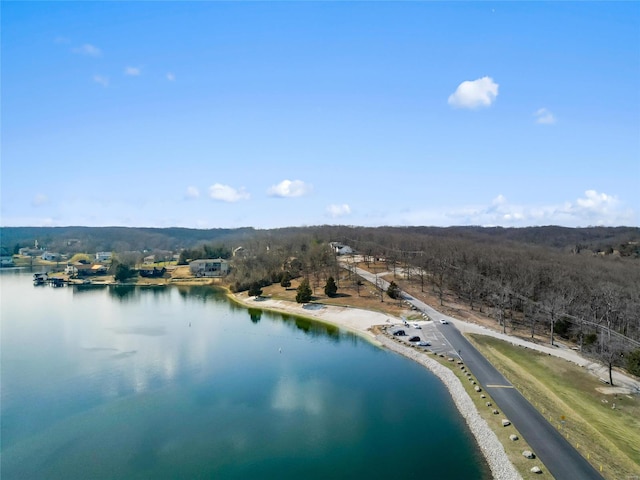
top-left (353, 266), bottom-right (604, 480)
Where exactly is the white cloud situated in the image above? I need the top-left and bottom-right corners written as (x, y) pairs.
top-left (534, 108), bottom-right (556, 124)
top-left (72, 43), bottom-right (102, 57)
top-left (124, 66), bottom-right (142, 76)
top-left (166, 72), bottom-right (175, 81)
top-left (396, 190), bottom-right (635, 227)
top-left (267, 179), bottom-right (312, 198)
top-left (185, 186), bottom-right (200, 199)
top-left (271, 377), bottom-right (325, 415)
top-left (31, 194), bottom-right (48, 207)
top-left (327, 204), bottom-right (351, 217)
top-left (448, 76), bottom-right (499, 109)
top-left (209, 183), bottom-right (250, 202)
top-left (93, 75), bottom-right (109, 87)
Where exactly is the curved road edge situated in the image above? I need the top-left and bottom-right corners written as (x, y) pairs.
top-left (351, 265), bottom-right (605, 480)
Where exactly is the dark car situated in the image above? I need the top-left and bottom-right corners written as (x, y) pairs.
top-left (393, 329), bottom-right (406, 336)
top-left (408, 336), bottom-right (421, 342)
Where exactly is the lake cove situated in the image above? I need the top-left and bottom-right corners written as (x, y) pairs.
top-left (1, 269), bottom-right (490, 479)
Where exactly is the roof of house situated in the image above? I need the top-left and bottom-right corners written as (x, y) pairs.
top-left (190, 258), bottom-right (229, 264)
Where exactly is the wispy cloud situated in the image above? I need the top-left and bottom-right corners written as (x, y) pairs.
top-left (209, 183), bottom-right (250, 202)
top-left (327, 204), bottom-right (351, 218)
top-left (31, 193), bottom-right (49, 207)
top-left (184, 186), bottom-right (200, 199)
top-left (166, 72), bottom-right (175, 81)
top-left (54, 36), bottom-right (70, 44)
top-left (399, 190), bottom-right (634, 227)
top-left (124, 66), bottom-right (142, 76)
top-left (93, 75), bottom-right (109, 87)
top-left (267, 179), bottom-right (312, 198)
top-left (72, 43), bottom-right (102, 57)
top-left (534, 108), bottom-right (557, 124)
top-left (448, 76), bottom-right (499, 109)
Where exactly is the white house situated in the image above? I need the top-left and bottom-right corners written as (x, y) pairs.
top-left (95, 252), bottom-right (113, 262)
top-left (189, 258), bottom-right (230, 277)
top-left (41, 251), bottom-right (61, 261)
top-left (329, 242), bottom-right (354, 255)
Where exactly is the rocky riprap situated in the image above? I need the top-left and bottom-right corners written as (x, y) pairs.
top-left (377, 335), bottom-right (523, 480)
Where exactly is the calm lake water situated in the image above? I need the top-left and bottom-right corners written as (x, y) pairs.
top-left (0, 269), bottom-right (489, 479)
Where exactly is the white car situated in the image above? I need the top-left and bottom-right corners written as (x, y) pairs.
top-left (412, 323), bottom-right (421, 329)
top-left (417, 341), bottom-right (431, 347)
top-left (439, 319), bottom-right (448, 325)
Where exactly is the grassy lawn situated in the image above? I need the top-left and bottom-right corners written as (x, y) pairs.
top-left (467, 334), bottom-right (640, 480)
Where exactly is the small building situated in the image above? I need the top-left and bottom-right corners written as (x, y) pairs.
top-left (19, 247), bottom-right (43, 257)
top-left (143, 255), bottom-right (156, 264)
top-left (95, 252), bottom-right (113, 262)
top-left (0, 255), bottom-right (14, 267)
top-left (66, 263), bottom-right (108, 276)
top-left (139, 267), bottom-right (166, 278)
top-left (329, 242), bottom-right (354, 255)
top-left (41, 251), bottom-right (61, 261)
top-left (189, 258), bottom-right (230, 277)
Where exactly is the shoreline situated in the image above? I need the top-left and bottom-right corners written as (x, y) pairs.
top-left (231, 292), bottom-right (522, 480)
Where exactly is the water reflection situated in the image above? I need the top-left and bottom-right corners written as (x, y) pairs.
top-left (274, 314), bottom-right (341, 341)
top-left (108, 284), bottom-right (140, 301)
top-left (248, 308), bottom-right (262, 323)
top-left (72, 284), bottom-right (108, 295)
top-left (176, 285), bottom-right (226, 303)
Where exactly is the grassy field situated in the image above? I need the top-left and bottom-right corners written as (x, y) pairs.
top-left (467, 334), bottom-right (640, 480)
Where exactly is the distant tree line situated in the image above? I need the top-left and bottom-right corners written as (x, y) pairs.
top-left (342, 228), bottom-right (640, 385)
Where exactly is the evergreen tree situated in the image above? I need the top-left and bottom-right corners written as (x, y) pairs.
top-left (626, 349), bottom-right (640, 377)
top-left (324, 276), bottom-right (338, 297)
top-left (114, 263), bottom-right (135, 282)
top-left (280, 271), bottom-right (292, 288)
top-left (296, 279), bottom-right (312, 303)
top-left (387, 281), bottom-right (401, 299)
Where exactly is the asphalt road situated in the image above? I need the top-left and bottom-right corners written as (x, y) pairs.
top-left (353, 266), bottom-right (604, 480)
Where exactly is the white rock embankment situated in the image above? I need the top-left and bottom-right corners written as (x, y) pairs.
top-left (377, 335), bottom-right (522, 480)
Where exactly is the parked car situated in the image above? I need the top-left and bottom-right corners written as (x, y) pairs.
top-left (408, 336), bottom-right (421, 342)
top-left (412, 323), bottom-right (421, 329)
top-left (439, 319), bottom-right (448, 324)
top-left (393, 330), bottom-right (406, 336)
top-left (418, 341), bottom-right (431, 347)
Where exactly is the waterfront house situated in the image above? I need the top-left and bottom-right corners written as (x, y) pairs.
top-left (41, 251), bottom-right (61, 261)
top-left (189, 258), bottom-right (230, 277)
top-left (95, 252), bottom-right (113, 262)
top-left (1, 255), bottom-right (14, 267)
top-left (66, 263), bottom-right (108, 276)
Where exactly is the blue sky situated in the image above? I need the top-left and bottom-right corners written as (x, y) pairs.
top-left (2, 1), bottom-right (639, 229)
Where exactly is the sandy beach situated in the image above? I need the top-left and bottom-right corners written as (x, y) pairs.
top-left (233, 293), bottom-right (394, 343)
